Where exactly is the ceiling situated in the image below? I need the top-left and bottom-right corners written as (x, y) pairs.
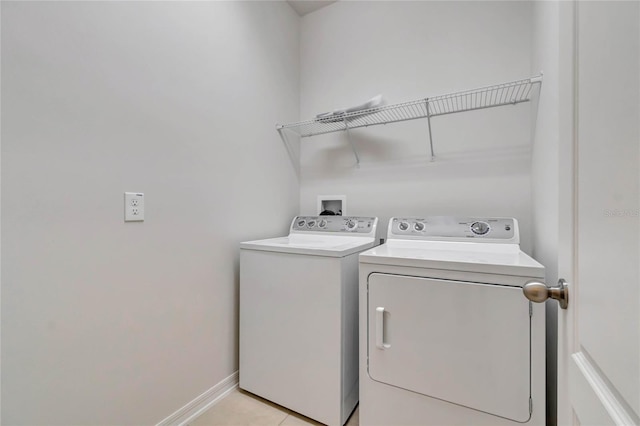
top-left (286, 0), bottom-right (337, 16)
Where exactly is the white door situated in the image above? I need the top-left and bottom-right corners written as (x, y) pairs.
top-left (557, 2), bottom-right (640, 425)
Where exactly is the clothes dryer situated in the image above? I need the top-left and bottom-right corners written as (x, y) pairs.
top-left (241, 215), bottom-right (378, 425)
top-left (359, 217), bottom-right (544, 425)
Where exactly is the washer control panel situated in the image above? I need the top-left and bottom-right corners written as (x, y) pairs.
top-left (389, 217), bottom-right (517, 242)
top-left (292, 216), bottom-right (377, 234)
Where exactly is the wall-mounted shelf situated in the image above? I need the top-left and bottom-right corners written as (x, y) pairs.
top-left (277, 74), bottom-right (543, 172)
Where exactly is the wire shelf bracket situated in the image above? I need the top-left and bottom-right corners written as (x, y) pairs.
top-left (276, 74), bottom-right (543, 168)
top-left (277, 128), bottom-right (300, 176)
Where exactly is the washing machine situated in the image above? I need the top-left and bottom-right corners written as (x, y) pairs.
top-left (240, 215), bottom-right (378, 426)
top-left (359, 216), bottom-right (545, 426)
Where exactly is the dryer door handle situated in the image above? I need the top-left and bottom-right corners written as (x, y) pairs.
top-left (375, 307), bottom-right (390, 349)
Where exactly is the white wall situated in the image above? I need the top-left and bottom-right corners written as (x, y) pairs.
top-left (299, 1), bottom-right (535, 252)
top-left (1, 2), bottom-right (299, 424)
top-left (530, 2), bottom-right (560, 425)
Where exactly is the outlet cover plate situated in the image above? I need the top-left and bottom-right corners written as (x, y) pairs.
top-left (124, 192), bottom-right (144, 222)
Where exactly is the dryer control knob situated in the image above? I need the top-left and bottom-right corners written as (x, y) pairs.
top-left (297, 219), bottom-right (306, 227)
top-left (399, 221), bottom-right (409, 231)
top-left (471, 221), bottom-right (490, 235)
top-left (307, 220), bottom-right (316, 228)
top-left (318, 219), bottom-right (327, 228)
top-left (346, 219), bottom-right (358, 230)
top-left (414, 222), bottom-right (425, 231)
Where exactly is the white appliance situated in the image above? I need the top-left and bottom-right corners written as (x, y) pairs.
top-left (240, 215), bottom-right (378, 426)
top-left (359, 217), bottom-right (545, 426)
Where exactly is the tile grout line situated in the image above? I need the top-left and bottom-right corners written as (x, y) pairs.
top-left (278, 414), bottom-right (290, 426)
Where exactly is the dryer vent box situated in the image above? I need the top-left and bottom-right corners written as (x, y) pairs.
top-left (317, 195), bottom-right (346, 216)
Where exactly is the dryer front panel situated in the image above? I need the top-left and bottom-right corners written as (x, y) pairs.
top-left (367, 273), bottom-right (531, 422)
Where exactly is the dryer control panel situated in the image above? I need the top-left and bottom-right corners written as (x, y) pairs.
top-left (291, 216), bottom-right (377, 235)
top-left (388, 216), bottom-right (519, 244)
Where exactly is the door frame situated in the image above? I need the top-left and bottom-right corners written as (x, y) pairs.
top-left (556, 1), bottom-right (577, 423)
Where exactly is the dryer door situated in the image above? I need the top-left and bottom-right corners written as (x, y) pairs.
top-left (367, 273), bottom-right (531, 422)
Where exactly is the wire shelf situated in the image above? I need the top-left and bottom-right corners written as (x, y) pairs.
top-left (277, 75), bottom-right (542, 138)
top-left (276, 74), bottom-right (543, 172)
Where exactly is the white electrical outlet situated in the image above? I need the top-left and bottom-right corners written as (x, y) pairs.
top-left (124, 192), bottom-right (144, 222)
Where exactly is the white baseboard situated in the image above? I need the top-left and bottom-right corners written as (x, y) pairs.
top-left (157, 371), bottom-right (239, 426)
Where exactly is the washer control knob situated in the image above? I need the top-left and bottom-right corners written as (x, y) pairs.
top-left (318, 219), bottom-right (327, 228)
top-left (414, 222), bottom-right (425, 232)
top-left (346, 219), bottom-right (358, 230)
top-left (399, 221), bottom-right (409, 231)
top-left (471, 221), bottom-right (490, 235)
top-left (307, 220), bottom-right (316, 228)
top-left (297, 219), bottom-right (306, 227)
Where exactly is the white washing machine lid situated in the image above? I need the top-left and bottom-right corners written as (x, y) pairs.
top-left (241, 234), bottom-right (377, 258)
top-left (359, 240), bottom-right (544, 278)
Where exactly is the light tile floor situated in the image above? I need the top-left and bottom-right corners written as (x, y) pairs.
top-left (190, 389), bottom-right (359, 426)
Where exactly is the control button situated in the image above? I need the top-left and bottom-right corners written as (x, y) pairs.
top-left (505, 225), bottom-right (511, 231)
top-left (414, 222), bottom-right (425, 232)
top-left (471, 221), bottom-right (490, 235)
top-left (307, 220), bottom-right (316, 228)
top-left (399, 222), bottom-right (409, 231)
top-left (346, 219), bottom-right (358, 230)
top-left (318, 219), bottom-right (327, 228)
top-left (297, 219), bottom-right (306, 227)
